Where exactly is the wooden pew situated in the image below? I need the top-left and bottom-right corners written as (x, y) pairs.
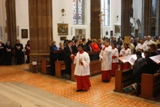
top-left (141, 73), bottom-right (160, 99)
top-left (71, 60), bottom-right (101, 81)
top-left (41, 58), bottom-right (50, 74)
top-left (55, 61), bottom-right (66, 78)
top-left (115, 69), bottom-right (134, 92)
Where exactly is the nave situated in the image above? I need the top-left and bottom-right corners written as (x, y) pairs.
top-left (0, 64), bottom-right (160, 107)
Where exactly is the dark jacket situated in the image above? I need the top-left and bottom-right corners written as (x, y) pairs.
top-left (50, 45), bottom-right (58, 60)
top-left (72, 45), bottom-right (78, 54)
top-left (133, 57), bottom-right (147, 75)
top-left (64, 46), bottom-right (73, 63)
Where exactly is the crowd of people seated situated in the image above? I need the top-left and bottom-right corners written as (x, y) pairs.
top-left (49, 36), bottom-right (160, 75)
top-left (0, 39), bottom-right (30, 65)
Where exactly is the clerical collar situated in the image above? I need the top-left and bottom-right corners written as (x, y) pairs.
top-left (80, 50), bottom-right (84, 54)
top-left (103, 45), bottom-right (109, 50)
top-left (105, 45), bottom-right (109, 47)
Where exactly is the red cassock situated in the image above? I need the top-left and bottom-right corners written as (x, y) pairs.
top-left (101, 70), bottom-right (111, 81)
top-left (111, 63), bottom-right (118, 76)
top-left (76, 76), bottom-right (91, 90)
top-left (120, 62), bottom-right (131, 70)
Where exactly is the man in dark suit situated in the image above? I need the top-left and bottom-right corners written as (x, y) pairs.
top-left (72, 40), bottom-right (79, 54)
top-left (14, 39), bottom-right (23, 65)
top-left (85, 40), bottom-right (92, 52)
top-left (63, 40), bottom-right (74, 79)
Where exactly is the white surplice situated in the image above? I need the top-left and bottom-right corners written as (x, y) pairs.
top-left (112, 48), bottom-right (119, 63)
top-left (99, 46), bottom-right (112, 71)
top-left (144, 40), bottom-right (155, 46)
top-left (135, 43), bottom-right (148, 51)
top-left (74, 51), bottom-right (90, 76)
top-left (120, 48), bottom-right (131, 56)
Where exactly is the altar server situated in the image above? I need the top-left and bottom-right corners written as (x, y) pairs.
top-left (135, 39), bottom-right (148, 52)
top-left (99, 40), bottom-right (112, 82)
top-left (74, 44), bottom-right (91, 92)
top-left (120, 43), bottom-right (131, 70)
top-left (111, 43), bottom-right (119, 76)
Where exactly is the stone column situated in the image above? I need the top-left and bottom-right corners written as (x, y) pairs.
top-left (6, 0), bottom-right (17, 47)
top-left (142, 0), bottom-right (153, 37)
top-left (29, 0), bottom-right (52, 72)
top-left (121, 0), bottom-right (132, 38)
top-left (155, 0), bottom-right (160, 37)
top-left (90, 0), bottom-right (101, 39)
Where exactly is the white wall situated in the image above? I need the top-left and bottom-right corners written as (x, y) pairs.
top-left (102, 0), bottom-right (121, 38)
top-left (15, 0), bottom-right (30, 47)
top-left (0, 0), bottom-right (7, 43)
top-left (133, 0), bottom-right (142, 21)
top-left (52, 0), bottom-right (90, 44)
top-left (14, 0), bottom-right (121, 47)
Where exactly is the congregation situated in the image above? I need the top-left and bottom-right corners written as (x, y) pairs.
top-left (0, 35), bottom-right (160, 94)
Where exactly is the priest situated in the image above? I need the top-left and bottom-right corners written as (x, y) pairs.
top-left (99, 40), bottom-right (112, 82)
top-left (74, 44), bottom-right (91, 92)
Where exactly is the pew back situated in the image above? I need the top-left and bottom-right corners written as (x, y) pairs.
top-left (41, 58), bottom-right (50, 74)
top-left (115, 69), bottom-right (134, 92)
top-left (141, 73), bottom-right (160, 99)
top-left (55, 61), bottom-right (66, 78)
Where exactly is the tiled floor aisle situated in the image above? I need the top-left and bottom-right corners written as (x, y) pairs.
top-left (0, 64), bottom-right (160, 107)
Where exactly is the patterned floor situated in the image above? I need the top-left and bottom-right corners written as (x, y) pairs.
top-left (0, 64), bottom-right (160, 107)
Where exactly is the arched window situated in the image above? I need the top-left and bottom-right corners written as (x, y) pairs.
top-left (101, 0), bottom-right (110, 26)
top-left (73, 0), bottom-right (85, 25)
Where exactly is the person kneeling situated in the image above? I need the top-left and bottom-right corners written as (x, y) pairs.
top-left (133, 51), bottom-right (147, 96)
top-left (74, 44), bottom-right (91, 92)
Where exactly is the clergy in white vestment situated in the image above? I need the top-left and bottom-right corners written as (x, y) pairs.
top-left (135, 39), bottom-right (148, 52)
top-left (144, 36), bottom-right (155, 48)
top-left (99, 40), bottom-right (112, 82)
top-left (74, 44), bottom-right (91, 92)
top-left (119, 43), bottom-right (131, 70)
top-left (111, 43), bottom-right (119, 76)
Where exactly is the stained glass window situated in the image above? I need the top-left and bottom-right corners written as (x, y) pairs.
top-left (73, 0), bottom-right (85, 25)
top-left (101, 0), bottom-right (110, 26)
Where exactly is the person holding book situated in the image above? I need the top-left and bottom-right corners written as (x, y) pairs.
top-left (119, 43), bottom-right (131, 70)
